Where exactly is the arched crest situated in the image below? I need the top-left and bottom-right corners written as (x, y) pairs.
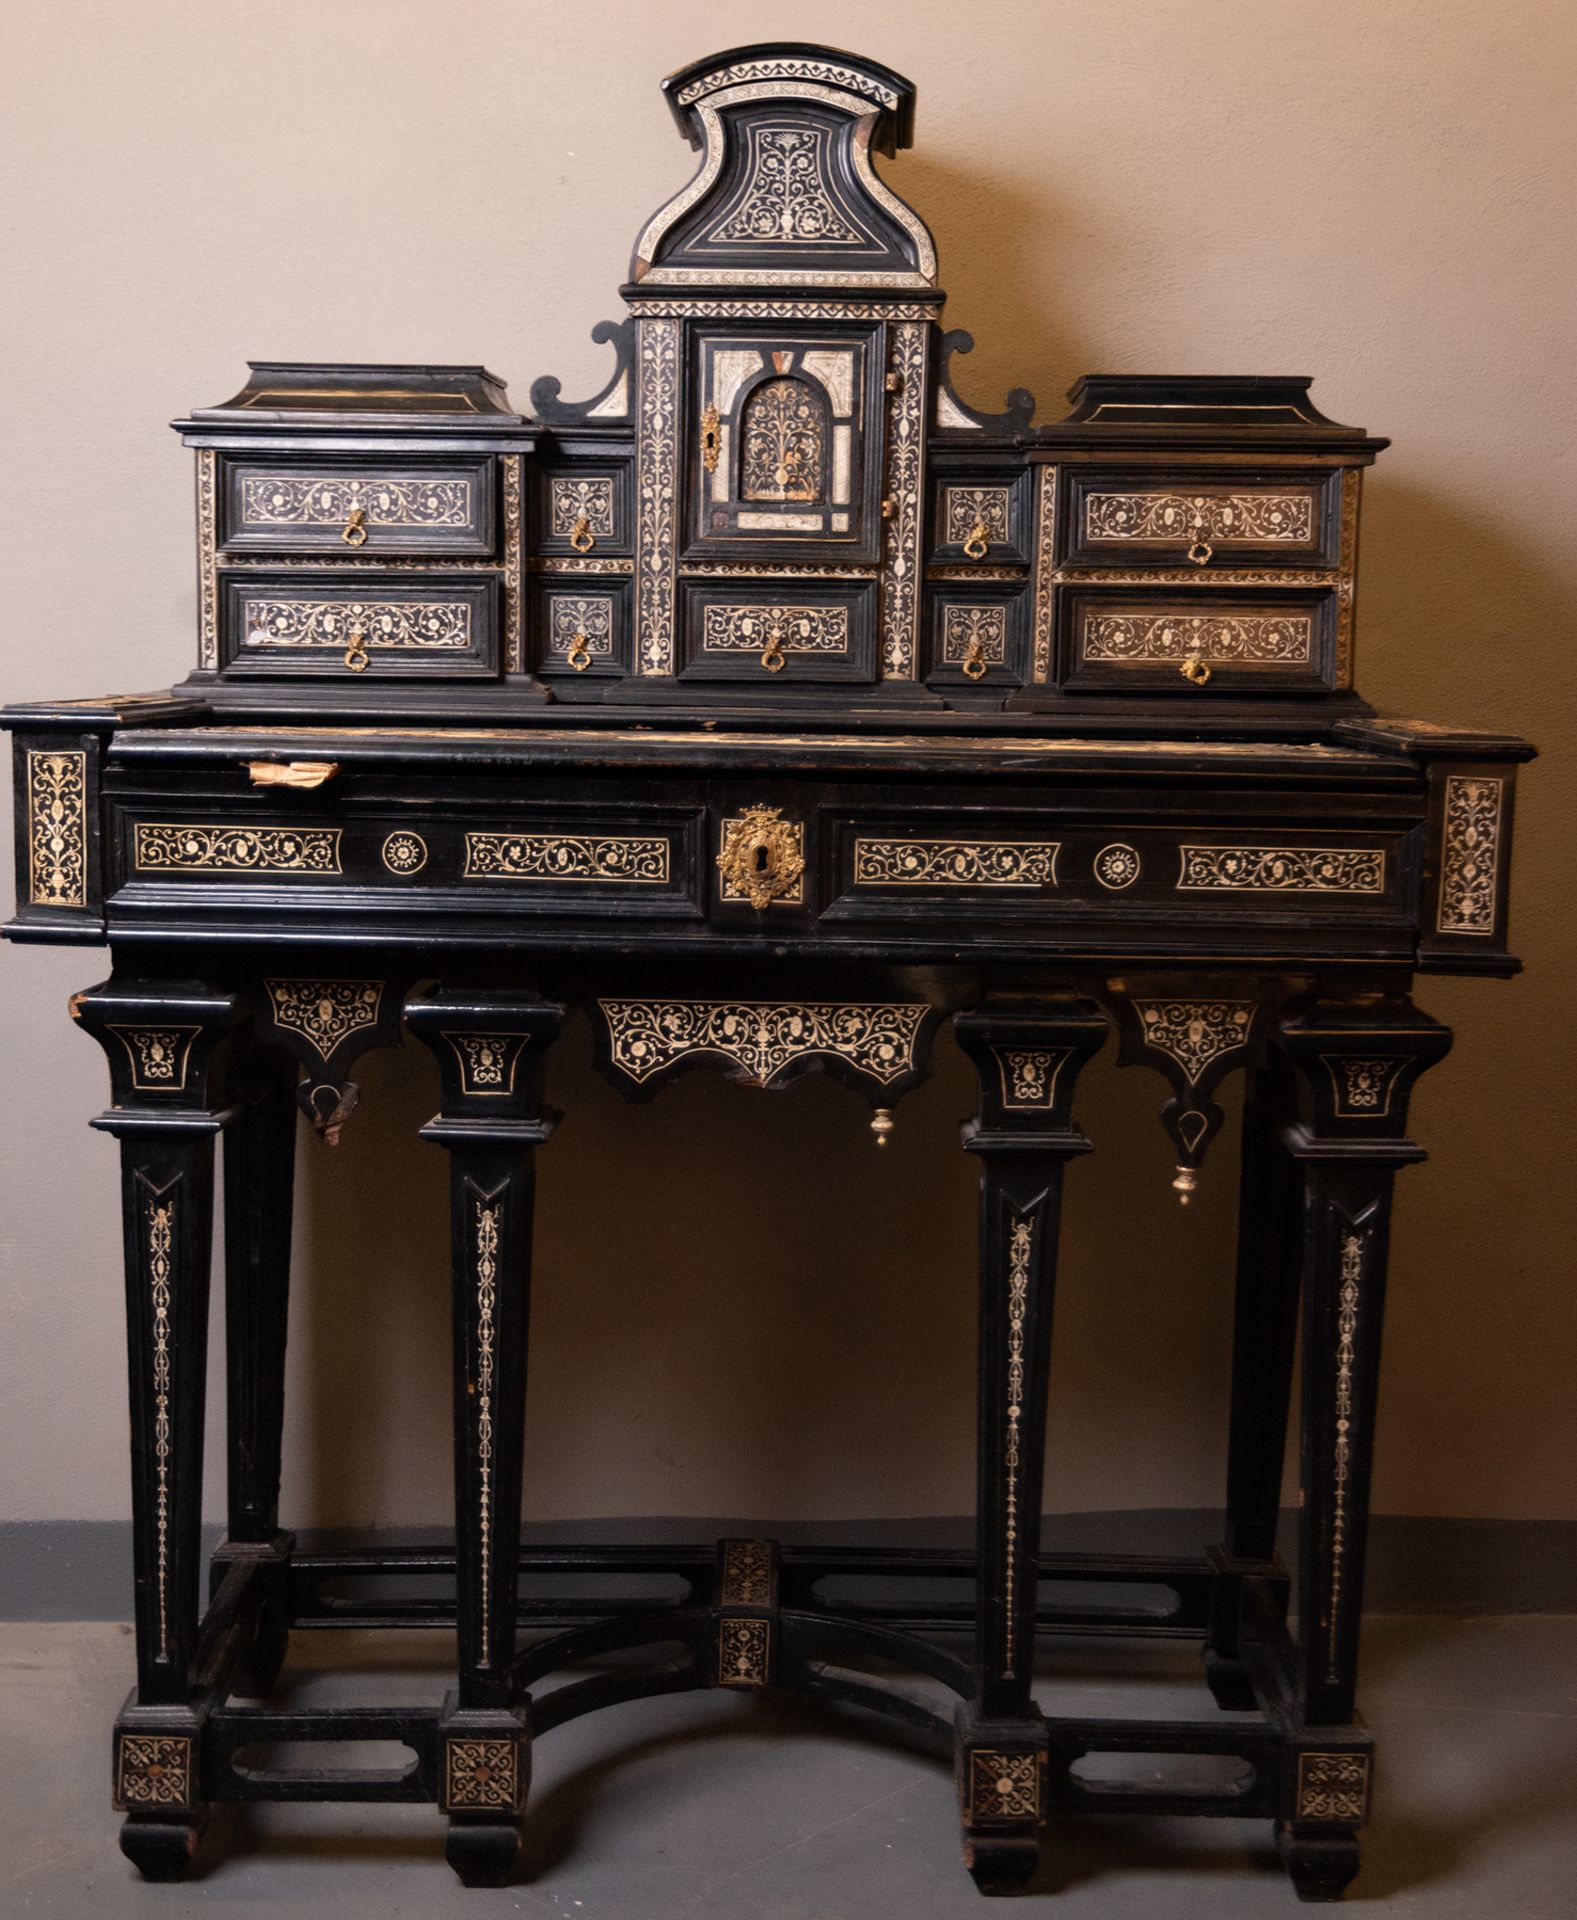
top-left (631, 44), bottom-right (936, 290)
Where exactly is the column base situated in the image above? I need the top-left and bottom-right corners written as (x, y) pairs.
top-left (955, 1704), bottom-right (1046, 1897)
top-left (1276, 1821), bottom-right (1362, 1902)
top-left (438, 1695), bottom-right (531, 1887)
top-left (120, 1809), bottom-right (209, 1881)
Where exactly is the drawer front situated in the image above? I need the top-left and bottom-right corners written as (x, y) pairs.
top-left (925, 586), bottom-right (1029, 689)
top-left (532, 579), bottom-right (633, 680)
top-left (1061, 588), bottom-right (1336, 695)
top-left (1062, 469), bottom-right (1340, 570)
top-left (221, 573), bottom-right (500, 679)
top-left (533, 463), bottom-right (633, 557)
top-left (823, 817), bottom-right (1406, 926)
top-left (930, 471), bottom-right (1033, 565)
top-left (113, 801), bottom-right (705, 920)
top-left (678, 580), bottom-right (877, 684)
top-left (219, 457), bottom-right (495, 556)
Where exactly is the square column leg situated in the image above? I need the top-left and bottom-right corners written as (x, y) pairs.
top-left (407, 986), bottom-right (564, 1887)
top-left (211, 1047), bottom-right (299, 1694)
top-left (953, 995), bottom-right (1107, 1895)
top-left (1206, 1054), bottom-right (1301, 1709)
top-left (1273, 992), bottom-right (1451, 1902)
top-left (73, 977), bottom-right (242, 1881)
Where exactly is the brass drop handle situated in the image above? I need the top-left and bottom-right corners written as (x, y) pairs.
top-left (344, 624), bottom-right (370, 673)
top-left (961, 638), bottom-right (989, 681)
top-left (342, 507), bottom-right (369, 547)
top-left (760, 631), bottom-right (786, 674)
top-left (246, 759), bottom-right (340, 790)
top-left (569, 513), bottom-right (595, 553)
top-left (566, 629), bottom-right (593, 672)
top-left (1180, 654), bottom-right (1212, 687)
top-left (1187, 539), bottom-right (1213, 566)
top-left (701, 404), bottom-right (721, 474)
top-left (716, 805), bottom-right (805, 910)
top-left (962, 518), bottom-right (990, 560)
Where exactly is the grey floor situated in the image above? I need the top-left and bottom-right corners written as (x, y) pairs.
top-left (3, 1615), bottom-right (1575, 1917)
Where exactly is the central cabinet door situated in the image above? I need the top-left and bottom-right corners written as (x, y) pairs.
top-left (684, 323), bottom-right (886, 565)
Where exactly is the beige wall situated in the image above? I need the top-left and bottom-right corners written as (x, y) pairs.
top-left (1, 0), bottom-right (1573, 1533)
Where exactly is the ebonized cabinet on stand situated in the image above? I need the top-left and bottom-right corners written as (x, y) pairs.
top-left (4, 42), bottom-right (1533, 1901)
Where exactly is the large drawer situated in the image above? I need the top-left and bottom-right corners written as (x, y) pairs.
top-left (1060, 468), bottom-right (1341, 572)
top-left (220, 573), bottom-right (500, 679)
top-left (1060, 586), bottom-right (1337, 695)
top-left (218, 455), bottom-right (496, 556)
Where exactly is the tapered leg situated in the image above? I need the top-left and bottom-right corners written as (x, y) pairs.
top-left (1272, 993), bottom-right (1450, 1901)
top-left (407, 987), bottom-right (564, 1886)
top-left (74, 978), bottom-right (242, 1879)
top-left (1206, 1055), bottom-right (1301, 1709)
top-left (953, 995), bottom-right (1107, 1895)
top-left (212, 1055), bottom-right (299, 1692)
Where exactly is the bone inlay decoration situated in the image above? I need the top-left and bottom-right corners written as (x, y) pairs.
top-left (945, 486), bottom-right (1009, 546)
top-left (1296, 1751), bottom-right (1370, 1824)
top-left (473, 1191), bottom-right (501, 1666)
top-left (968, 1751), bottom-right (1040, 1824)
top-left (550, 476), bottom-right (615, 538)
top-left (635, 317), bottom-right (680, 674)
top-left (994, 1047), bottom-right (1069, 1109)
top-left (1002, 1214), bottom-right (1033, 1677)
top-left (941, 604), bottom-right (1007, 665)
top-left (265, 979), bottom-right (384, 1060)
top-left (117, 1734), bottom-right (192, 1811)
top-left (1082, 612), bottom-right (1314, 664)
top-left (464, 833), bottom-right (670, 883)
top-left (1326, 1056), bottom-right (1403, 1117)
top-left (241, 598), bottom-right (472, 649)
top-left (547, 595), bottom-right (615, 658)
top-left (701, 604), bottom-right (849, 653)
top-left (1178, 846), bottom-right (1385, 893)
top-left (853, 839), bottom-right (1058, 887)
top-left (1084, 490), bottom-right (1316, 544)
top-left (1436, 774), bottom-right (1504, 934)
top-left (111, 1025), bottom-right (198, 1092)
top-left (238, 474), bottom-right (472, 529)
top-left (708, 124), bottom-right (864, 244)
top-left (135, 824), bottom-right (342, 873)
top-left (1328, 1231), bottom-right (1366, 1683)
top-left (445, 1739), bottom-right (519, 1811)
top-left (1132, 999), bottom-right (1253, 1083)
top-left (599, 999), bottom-right (928, 1088)
top-left (25, 749), bottom-right (87, 907)
top-left (146, 1188), bottom-right (175, 1662)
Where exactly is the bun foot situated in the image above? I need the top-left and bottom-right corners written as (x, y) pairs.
top-left (1276, 1822), bottom-right (1361, 1901)
top-left (963, 1833), bottom-right (1040, 1895)
top-left (1203, 1649), bottom-right (1257, 1711)
top-left (446, 1816), bottom-right (523, 1887)
top-left (120, 1812), bottom-right (208, 1881)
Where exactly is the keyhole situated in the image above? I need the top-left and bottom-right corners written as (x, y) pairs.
top-left (752, 844), bottom-right (771, 875)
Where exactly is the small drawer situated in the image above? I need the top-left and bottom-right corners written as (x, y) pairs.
top-left (930, 471), bottom-right (1033, 564)
top-left (677, 580), bottom-right (877, 684)
top-left (221, 572), bottom-right (500, 679)
top-left (218, 456), bottom-right (495, 556)
top-left (533, 464), bottom-right (633, 556)
top-left (532, 579), bottom-right (632, 680)
top-left (925, 586), bottom-right (1028, 688)
top-left (1061, 468), bottom-right (1340, 571)
top-left (1061, 588), bottom-right (1336, 695)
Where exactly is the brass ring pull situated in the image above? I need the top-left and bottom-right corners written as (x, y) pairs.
top-left (962, 518), bottom-right (990, 560)
top-left (701, 404), bottom-right (721, 474)
top-left (1180, 654), bottom-right (1212, 687)
top-left (961, 638), bottom-right (989, 681)
top-left (569, 513), bottom-right (595, 553)
top-left (1187, 539), bottom-right (1213, 566)
top-left (342, 508), bottom-right (369, 547)
top-left (344, 624), bottom-right (370, 673)
top-left (760, 633), bottom-right (786, 673)
top-left (716, 805), bottom-right (805, 910)
top-left (566, 629), bottom-right (592, 673)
